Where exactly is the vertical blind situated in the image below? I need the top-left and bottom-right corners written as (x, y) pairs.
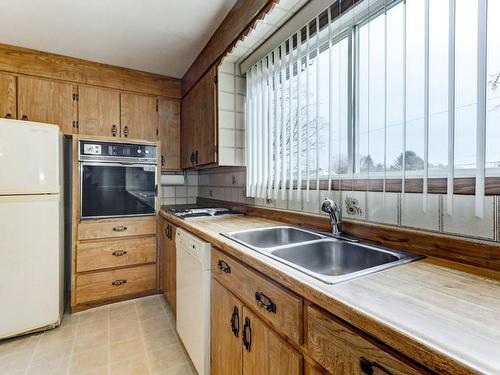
top-left (245, 0), bottom-right (497, 218)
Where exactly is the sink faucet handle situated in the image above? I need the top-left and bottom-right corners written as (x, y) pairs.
top-left (321, 198), bottom-right (342, 235)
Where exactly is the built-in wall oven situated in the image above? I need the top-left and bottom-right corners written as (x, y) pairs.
top-left (79, 140), bottom-right (158, 219)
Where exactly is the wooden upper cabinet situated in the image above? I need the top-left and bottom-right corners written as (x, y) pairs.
top-left (120, 93), bottom-right (158, 142)
top-left (17, 76), bottom-right (74, 134)
top-left (78, 86), bottom-right (120, 137)
top-left (0, 73), bottom-right (16, 119)
top-left (158, 98), bottom-right (181, 170)
top-left (211, 279), bottom-right (243, 375)
top-left (181, 65), bottom-right (217, 168)
top-left (242, 307), bottom-right (302, 375)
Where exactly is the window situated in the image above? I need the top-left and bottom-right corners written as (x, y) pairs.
top-left (245, 0), bottom-right (496, 217)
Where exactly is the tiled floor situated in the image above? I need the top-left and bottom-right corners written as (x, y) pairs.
top-left (0, 295), bottom-right (197, 375)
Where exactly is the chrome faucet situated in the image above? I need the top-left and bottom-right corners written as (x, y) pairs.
top-left (321, 198), bottom-right (342, 236)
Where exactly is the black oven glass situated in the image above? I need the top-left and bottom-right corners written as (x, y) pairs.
top-left (81, 164), bottom-right (156, 218)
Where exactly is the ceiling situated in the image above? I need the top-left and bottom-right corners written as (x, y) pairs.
top-left (0, 0), bottom-right (237, 78)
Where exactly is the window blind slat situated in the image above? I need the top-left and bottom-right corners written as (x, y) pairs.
top-left (246, 68), bottom-right (252, 196)
top-left (423, 0), bottom-right (430, 212)
top-left (476, 0), bottom-right (487, 218)
top-left (289, 36), bottom-right (294, 201)
top-left (296, 31), bottom-right (303, 201)
top-left (256, 61), bottom-right (263, 198)
top-left (267, 56), bottom-right (273, 199)
top-left (327, 7), bottom-right (333, 198)
top-left (273, 49), bottom-right (281, 199)
top-left (262, 58), bottom-right (269, 198)
top-left (251, 66), bottom-right (258, 197)
top-left (447, 0), bottom-right (456, 215)
top-left (315, 16), bottom-right (321, 199)
top-left (305, 23), bottom-right (311, 201)
top-left (281, 42), bottom-right (287, 200)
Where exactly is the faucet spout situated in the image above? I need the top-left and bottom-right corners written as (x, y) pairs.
top-left (321, 198), bottom-right (342, 235)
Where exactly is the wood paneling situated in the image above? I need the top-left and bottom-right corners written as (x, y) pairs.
top-left (78, 217), bottom-right (157, 241)
top-left (0, 43), bottom-right (180, 98)
top-left (76, 236), bottom-right (156, 272)
top-left (306, 305), bottom-right (426, 375)
top-left (197, 197), bottom-right (500, 273)
top-left (158, 98), bottom-right (181, 170)
top-left (78, 86), bottom-right (120, 137)
top-left (17, 76), bottom-right (74, 134)
top-left (212, 247), bottom-right (302, 344)
top-left (75, 264), bottom-right (156, 304)
top-left (181, 66), bottom-right (217, 168)
top-left (242, 307), bottom-right (302, 375)
top-left (0, 72), bottom-right (16, 119)
top-left (182, 0), bottom-right (277, 95)
top-left (120, 93), bottom-right (158, 141)
top-left (211, 279), bottom-right (243, 375)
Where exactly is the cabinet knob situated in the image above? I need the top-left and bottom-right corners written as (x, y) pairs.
top-left (112, 225), bottom-right (128, 232)
top-left (359, 357), bottom-right (393, 375)
top-left (194, 150), bottom-right (199, 164)
top-left (190, 151), bottom-right (195, 164)
top-left (111, 279), bottom-right (127, 286)
top-left (5, 113), bottom-right (12, 119)
top-left (161, 156), bottom-right (165, 166)
top-left (230, 306), bottom-right (240, 337)
top-left (242, 317), bottom-right (251, 352)
top-left (21, 115), bottom-right (28, 121)
top-left (124, 125), bottom-right (129, 137)
top-left (112, 250), bottom-right (127, 257)
top-left (111, 124), bottom-right (117, 137)
top-left (255, 291), bottom-right (277, 313)
top-left (217, 260), bottom-right (231, 274)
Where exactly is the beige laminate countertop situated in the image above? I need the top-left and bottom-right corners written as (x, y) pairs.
top-left (160, 211), bottom-right (500, 375)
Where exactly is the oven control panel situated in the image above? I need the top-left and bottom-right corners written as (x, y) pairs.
top-left (79, 140), bottom-right (157, 163)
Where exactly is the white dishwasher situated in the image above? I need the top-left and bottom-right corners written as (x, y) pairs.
top-left (176, 228), bottom-right (211, 375)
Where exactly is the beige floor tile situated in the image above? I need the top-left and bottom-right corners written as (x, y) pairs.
top-left (111, 353), bottom-right (151, 375)
top-left (0, 333), bottom-right (41, 359)
top-left (110, 323), bottom-right (141, 344)
top-left (137, 304), bottom-right (165, 320)
top-left (140, 314), bottom-right (172, 334)
top-left (39, 325), bottom-right (77, 346)
top-left (77, 307), bottom-right (109, 324)
top-left (27, 356), bottom-right (70, 375)
top-left (77, 318), bottom-right (108, 337)
top-left (36, 338), bottom-right (74, 354)
top-left (110, 337), bottom-right (144, 364)
top-left (31, 343), bottom-right (72, 367)
top-left (69, 347), bottom-right (108, 374)
top-left (153, 362), bottom-right (196, 375)
top-left (69, 366), bottom-right (108, 375)
top-left (60, 313), bottom-right (80, 327)
top-left (142, 329), bottom-right (178, 352)
top-left (73, 330), bottom-right (109, 354)
top-left (0, 350), bottom-right (33, 373)
top-left (147, 344), bottom-right (186, 373)
top-left (109, 313), bottom-right (139, 330)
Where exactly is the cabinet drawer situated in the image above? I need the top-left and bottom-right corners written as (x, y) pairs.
top-left (211, 248), bottom-right (302, 344)
top-left (77, 236), bottom-right (156, 272)
top-left (306, 305), bottom-right (425, 375)
top-left (78, 217), bottom-right (156, 240)
top-left (76, 264), bottom-right (156, 304)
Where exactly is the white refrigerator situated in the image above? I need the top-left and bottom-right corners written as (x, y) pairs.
top-left (0, 119), bottom-right (64, 340)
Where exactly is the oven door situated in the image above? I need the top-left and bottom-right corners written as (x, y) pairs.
top-left (80, 162), bottom-right (157, 219)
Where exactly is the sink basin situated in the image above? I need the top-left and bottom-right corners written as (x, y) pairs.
top-left (225, 226), bottom-right (321, 249)
top-left (222, 226), bottom-right (424, 284)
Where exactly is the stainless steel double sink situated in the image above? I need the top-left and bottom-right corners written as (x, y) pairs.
top-left (221, 226), bottom-right (424, 284)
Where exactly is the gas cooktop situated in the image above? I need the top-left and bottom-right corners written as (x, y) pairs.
top-left (167, 207), bottom-right (242, 220)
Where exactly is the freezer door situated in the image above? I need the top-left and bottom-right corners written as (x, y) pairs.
top-left (0, 194), bottom-right (63, 339)
top-left (0, 119), bottom-right (62, 194)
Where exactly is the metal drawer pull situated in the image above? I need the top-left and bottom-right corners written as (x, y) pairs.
top-left (111, 279), bottom-right (127, 286)
top-left (360, 357), bottom-right (393, 375)
top-left (230, 306), bottom-right (239, 337)
top-left (21, 115), bottom-right (28, 121)
top-left (5, 113), bottom-right (12, 119)
top-left (112, 226), bottom-right (128, 232)
top-left (217, 260), bottom-right (231, 274)
top-left (112, 250), bottom-right (127, 256)
top-left (111, 124), bottom-right (117, 136)
top-left (242, 317), bottom-right (251, 352)
top-left (255, 291), bottom-right (277, 313)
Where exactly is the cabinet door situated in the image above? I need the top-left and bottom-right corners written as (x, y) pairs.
top-left (0, 73), bottom-right (16, 119)
top-left (181, 66), bottom-right (217, 168)
top-left (18, 76), bottom-right (73, 134)
top-left (211, 279), bottom-right (243, 375)
top-left (159, 218), bottom-right (169, 292)
top-left (158, 98), bottom-right (180, 170)
top-left (120, 93), bottom-right (158, 141)
top-left (79, 86), bottom-right (120, 137)
top-left (242, 307), bottom-right (302, 375)
top-left (160, 221), bottom-right (176, 315)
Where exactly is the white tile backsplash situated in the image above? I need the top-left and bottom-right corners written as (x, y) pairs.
top-left (219, 110), bottom-right (236, 129)
top-left (366, 192), bottom-right (398, 225)
top-left (219, 92), bottom-right (235, 111)
top-left (401, 193), bottom-right (440, 231)
top-left (219, 129), bottom-right (236, 148)
top-left (218, 73), bottom-right (235, 93)
top-left (443, 195), bottom-right (495, 239)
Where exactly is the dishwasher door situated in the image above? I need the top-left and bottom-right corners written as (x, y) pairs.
top-left (176, 228), bottom-right (211, 375)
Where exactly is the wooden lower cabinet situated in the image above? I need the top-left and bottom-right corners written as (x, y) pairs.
top-left (76, 264), bottom-right (156, 305)
top-left (211, 278), bottom-right (302, 375)
top-left (306, 305), bottom-right (426, 375)
top-left (78, 216), bottom-right (156, 241)
top-left (159, 217), bottom-right (176, 315)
